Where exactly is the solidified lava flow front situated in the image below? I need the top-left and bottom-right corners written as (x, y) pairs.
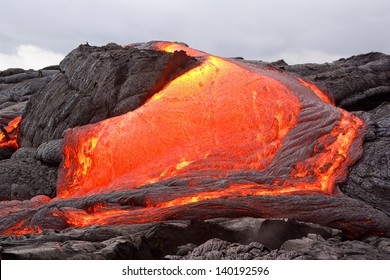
top-left (0, 42), bottom-right (370, 236)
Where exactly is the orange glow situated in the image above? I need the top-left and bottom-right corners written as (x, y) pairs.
top-left (57, 42), bottom-right (364, 202)
top-left (2, 219), bottom-right (42, 236)
top-left (297, 78), bottom-right (332, 104)
top-left (288, 110), bottom-right (364, 193)
top-left (155, 183), bottom-right (308, 209)
top-left (62, 207), bottom-right (136, 228)
top-left (0, 42), bottom-right (366, 236)
top-left (154, 41), bottom-right (206, 56)
top-left (0, 116), bottom-right (22, 149)
top-left (58, 50), bottom-right (301, 198)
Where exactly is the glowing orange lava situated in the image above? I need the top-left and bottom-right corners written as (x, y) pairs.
top-left (58, 42), bottom-right (363, 202)
top-left (2, 219), bottom-right (42, 236)
top-left (0, 42), bottom-right (367, 236)
top-left (0, 116), bottom-right (22, 150)
top-left (58, 49), bottom-right (302, 198)
top-left (154, 41), bottom-right (207, 57)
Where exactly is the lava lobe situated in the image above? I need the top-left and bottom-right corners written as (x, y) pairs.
top-left (58, 42), bottom-right (364, 200)
top-left (1, 42), bottom-right (381, 238)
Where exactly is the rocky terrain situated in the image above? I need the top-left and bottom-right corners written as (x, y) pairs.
top-left (1, 218), bottom-right (388, 260)
top-left (0, 42), bottom-right (389, 259)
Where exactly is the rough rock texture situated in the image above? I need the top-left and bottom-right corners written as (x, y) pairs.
top-left (0, 67), bottom-right (58, 161)
top-left (0, 147), bottom-right (14, 160)
top-left (340, 104), bottom-right (390, 216)
top-left (0, 219), bottom-right (240, 260)
top-left (272, 53), bottom-right (390, 217)
top-left (0, 218), bottom-right (388, 260)
top-left (0, 70), bottom-right (57, 125)
top-left (278, 52), bottom-right (390, 109)
top-left (0, 148), bottom-right (57, 200)
top-left (36, 139), bottom-right (64, 166)
top-left (18, 43), bottom-right (196, 147)
top-left (166, 235), bottom-right (390, 260)
top-left (0, 69), bottom-right (58, 84)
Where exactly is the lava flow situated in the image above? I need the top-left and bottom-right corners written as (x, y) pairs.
top-left (0, 42), bottom-right (373, 237)
top-left (0, 116), bottom-right (22, 150)
top-left (58, 42), bottom-right (363, 199)
top-left (58, 50), bottom-right (301, 198)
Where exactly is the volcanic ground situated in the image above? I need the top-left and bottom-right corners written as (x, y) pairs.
top-left (0, 42), bottom-right (389, 259)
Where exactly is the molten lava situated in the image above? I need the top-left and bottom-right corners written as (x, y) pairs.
top-left (58, 42), bottom-right (363, 200)
top-left (0, 116), bottom-right (22, 150)
top-left (58, 53), bottom-right (302, 198)
top-left (0, 42), bottom-right (372, 237)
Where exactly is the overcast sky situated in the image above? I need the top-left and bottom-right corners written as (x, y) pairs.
top-left (1, 0), bottom-right (389, 70)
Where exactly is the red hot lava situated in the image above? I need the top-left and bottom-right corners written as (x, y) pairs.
top-left (58, 42), bottom-right (363, 200)
top-left (0, 116), bottom-right (22, 150)
top-left (0, 42), bottom-right (373, 237)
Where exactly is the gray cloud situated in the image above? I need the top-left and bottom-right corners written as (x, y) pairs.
top-left (1, 0), bottom-right (389, 67)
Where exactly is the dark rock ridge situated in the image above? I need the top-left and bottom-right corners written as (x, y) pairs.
top-left (275, 52), bottom-right (390, 110)
top-left (0, 67), bottom-right (59, 161)
top-left (0, 69), bottom-right (57, 126)
top-left (0, 147), bottom-right (57, 200)
top-left (0, 42), bottom-right (389, 259)
top-left (0, 218), bottom-right (388, 260)
top-left (339, 105), bottom-right (390, 216)
top-left (0, 67), bottom-right (60, 198)
top-left (166, 235), bottom-right (390, 260)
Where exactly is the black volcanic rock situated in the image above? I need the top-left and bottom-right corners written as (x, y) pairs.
top-left (0, 148), bottom-right (14, 160)
top-left (0, 68), bottom-right (25, 77)
top-left (0, 75), bottom-right (55, 125)
top-left (340, 103), bottom-right (390, 215)
top-left (0, 66), bottom-right (58, 160)
top-left (166, 235), bottom-right (390, 260)
top-left (279, 52), bottom-right (390, 109)
top-left (0, 218), bottom-right (388, 260)
top-left (0, 148), bottom-right (57, 200)
top-left (36, 139), bottom-right (64, 166)
top-left (0, 70), bottom-right (58, 84)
